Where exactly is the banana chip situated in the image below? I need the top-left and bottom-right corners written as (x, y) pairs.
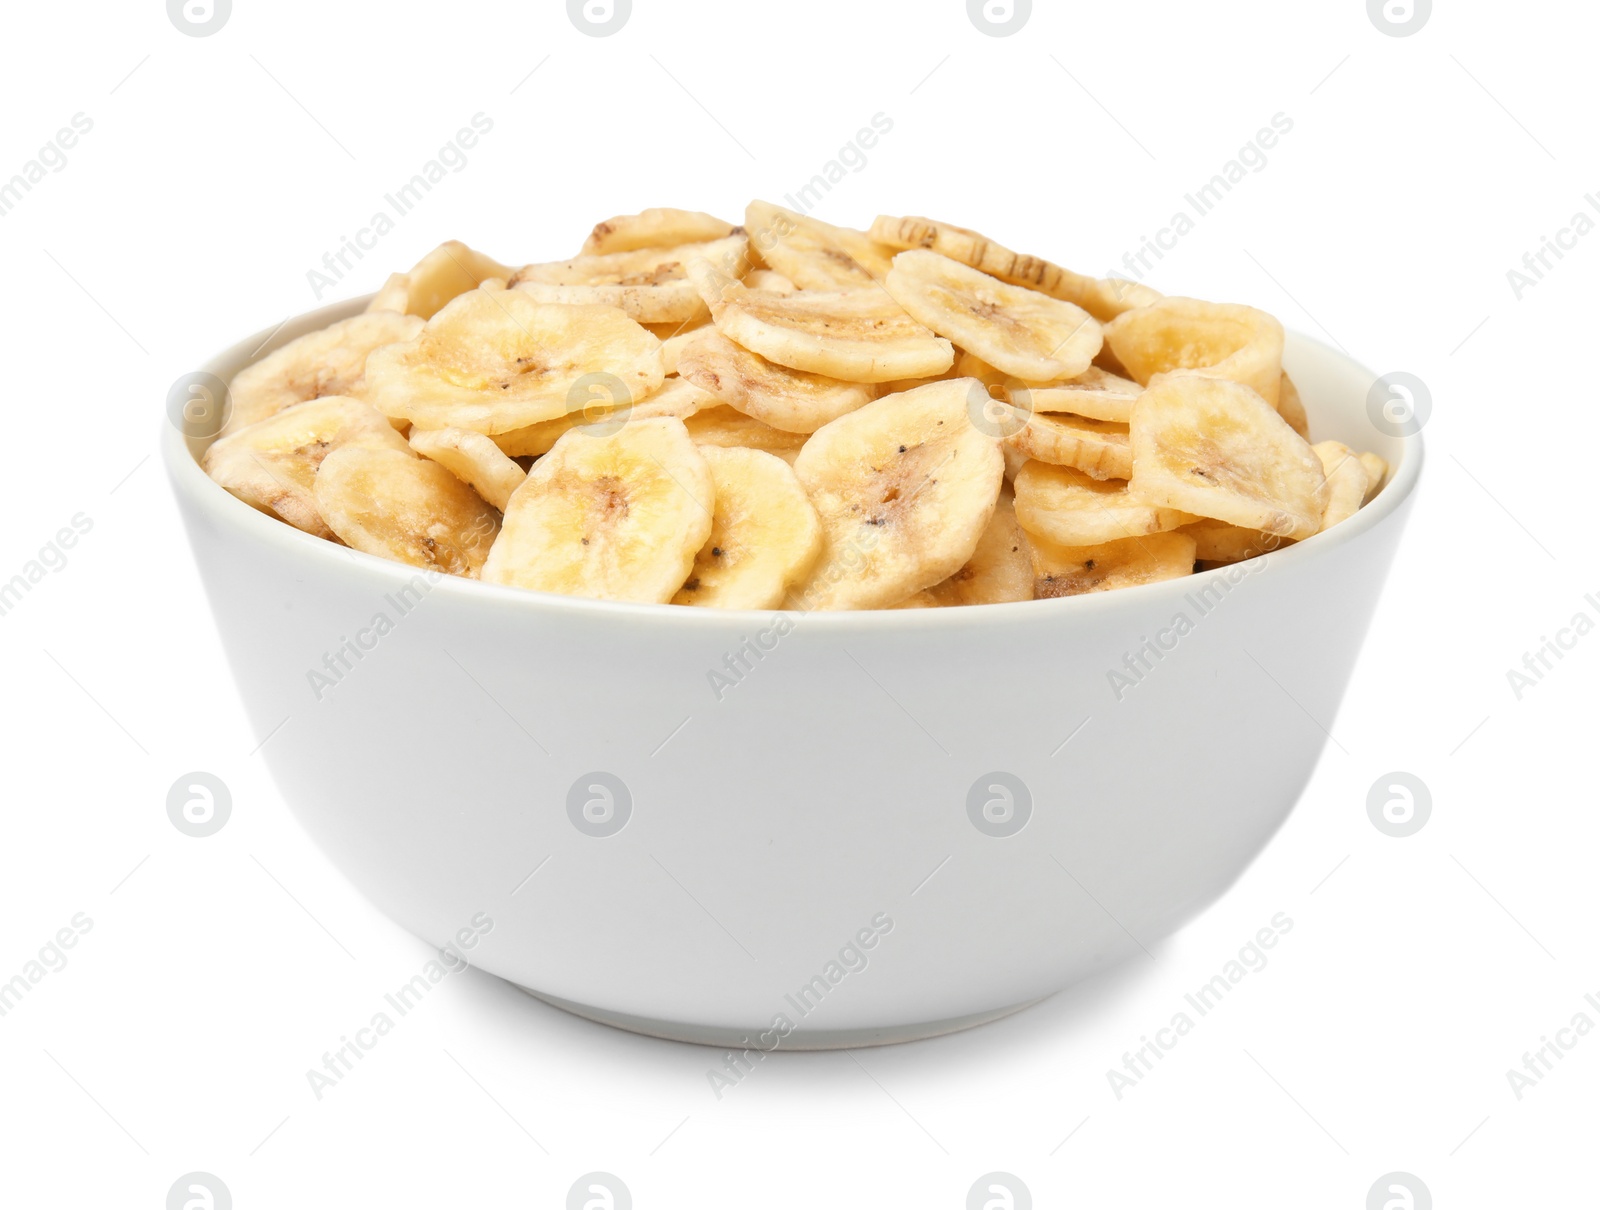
top-left (745, 200), bottom-right (893, 290)
top-left (884, 249), bottom-right (1102, 382)
top-left (1180, 519), bottom-right (1286, 565)
top-left (1105, 297), bottom-right (1284, 406)
top-left (1313, 440), bottom-right (1369, 532)
top-left (397, 240), bottom-right (516, 320)
top-left (1014, 460), bottom-right (1197, 547)
top-left (482, 417), bottom-right (714, 603)
top-left (790, 379), bottom-right (1004, 610)
top-left (676, 327), bottom-right (874, 434)
top-left (511, 234), bottom-right (749, 325)
top-left (1031, 531), bottom-right (1197, 598)
top-left (673, 446), bottom-right (822, 609)
top-left (205, 396), bottom-right (411, 537)
top-left (582, 208), bottom-right (735, 256)
top-left (1007, 366), bottom-right (1143, 424)
top-left (1005, 412), bottom-right (1133, 481)
top-left (1359, 451), bottom-right (1388, 501)
top-left (1276, 372), bottom-right (1310, 439)
top-left (926, 484), bottom-right (1034, 606)
top-left (1130, 374), bottom-right (1326, 539)
top-left (491, 376), bottom-right (716, 458)
top-left (408, 426), bottom-right (526, 511)
top-left (225, 311), bottom-right (424, 433)
top-left (314, 445), bottom-right (501, 576)
top-left (684, 404), bottom-right (809, 462)
top-left (363, 290), bottom-right (663, 435)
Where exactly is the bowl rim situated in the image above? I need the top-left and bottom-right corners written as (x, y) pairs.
top-left (162, 294), bottom-right (1424, 631)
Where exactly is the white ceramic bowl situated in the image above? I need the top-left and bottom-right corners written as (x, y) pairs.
top-left (165, 297), bottom-right (1421, 1048)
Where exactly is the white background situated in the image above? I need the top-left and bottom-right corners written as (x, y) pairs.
top-left (1, 0), bottom-right (1595, 1206)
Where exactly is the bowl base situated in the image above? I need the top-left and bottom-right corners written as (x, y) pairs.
top-left (515, 985), bottom-right (1046, 1050)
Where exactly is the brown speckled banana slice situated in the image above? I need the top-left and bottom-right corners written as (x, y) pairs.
top-left (1358, 451), bottom-right (1388, 501)
top-left (1130, 374), bottom-right (1327, 539)
top-left (1276, 372), bottom-right (1309, 438)
top-left (1105, 298), bottom-right (1284, 406)
top-left (362, 290), bottom-right (663, 435)
top-left (684, 404), bottom-right (808, 463)
top-left (1313, 440), bottom-right (1369, 532)
top-left (1004, 411), bottom-right (1132, 480)
top-left (204, 396), bottom-right (411, 537)
top-left (482, 417), bottom-right (713, 603)
top-left (869, 214), bottom-right (1160, 322)
top-left (926, 484), bottom-right (1033, 605)
top-left (1014, 460), bottom-right (1197, 547)
top-left (1180, 519), bottom-right (1287, 565)
top-left (676, 327), bottom-right (874, 433)
top-left (314, 445), bottom-right (501, 575)
top-left (225, 311), bottom-right (424, 434)
top-left (1031, 531), bottom-right (1197, 597)
top-left (673, 446), bottom-right (822, 609)
top-left (408, 426), bottom-right (526, 511)
top-left (689, 259), bottom-right (952, 383)
top-left (745, 200), bottom-right (894, 290)
top-left (582, 208), bottom-right (735, 256)
top-left (790, 379), bottom-right (1004, 610)
top-left (510, 234), bottom-right (748, 324)
top-left (884, 249), bottom-right (1102, 382)
top-left (491, 377), bottom-right (717, 458)
top-left (392, 241), bottom-right (517, 320)
top-left (1007, 366), bottom-right (1143, 424)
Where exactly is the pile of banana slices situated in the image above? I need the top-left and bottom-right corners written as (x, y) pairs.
top-left (204, 202), bottom-right (1389, 609)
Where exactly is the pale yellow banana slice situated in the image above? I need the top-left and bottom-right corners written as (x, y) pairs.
top-left (408, 426), bottom-right (526, 511)
top-left (926, 484), bottom-right (1033, 605)
top-left (482, 418), bottom-right (713, 603)
top-left (362, 290), bottom-right (663, 435)
top-left (672, 446), bottom-right (822, 609)
top-left (745, 200), bottom-right (894, 290)
top-left (869, 214), bottom-right (1160, 321)
top-left (683, 404), bottom-right (809, 462)
top-left (1358, 451), bottom-right (1388, 501)
top-left (742, 269), bottom-right (797, 294)
top-left (1031, 531), bottom-right (1197, 598)
top-left (510, 234), bottom-right (749, 324)
top-left (790, 379), bottom-right (1003, 610)
top-left (314, 445), bottom-right (500, 576)
top-left (581, 207), bottom-right (735, 255)
top-left (1130, 374), bottom-right (1327, 539)
top-left (1179, 519), bottom-right (1289, 565)
top-left (1313, 440), bottom-right (1369, 532)
top-left (204, 396), bottom-right (412, 538)
top-left (884, 249), bottom-right (1103, 382)
top-left (1004, 412), bottom-right (1132, 480)
top-left (955, 350), bottom-right (1009, 396)
top-left (675, 327), bottom-right (874, 434)
top-left (1014, 460), bottom-right (1198, 547)
top-left (1007, 366), bottom-right (1143, 423)
top-left (491, 376), bottom-right (716, 458)
top-left (1277, 372), bottom-right (1310, 439)
top-left (689, 259), bottom-right (953, 383)
top-left (366, 272), bottom-right (411, 313)
top-left (398, 241), bottom-right (516, 320)
top-left (1105, 298), bottom-right (1284, 406)
top-left (225, 311), bottom-right (424, 434)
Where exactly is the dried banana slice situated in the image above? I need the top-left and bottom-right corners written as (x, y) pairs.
top-left (742, 269), bottom-right (797, 294)
top-left (1105, 298), bottom-right (1284, 406)
top-left (491, 377), bottom-right (716, 458)
top-left (398, 241), bottom-right (516, 320)
top-left (225, 311), bottom-right (424, 433)
top-left (1014, 460), bottom-right (1197, 547)
top-left (1313, 441), bottom-right (1368, 532)
top-left (869, 214), bottom-right (1160, 321)
top-left (887, 591), bottom-right (940, 609)
top-left (1007, 366), bottom-right (1143, 424)
top-left (745, 200), bottom-right (893, 290)
top-left (789, 379), bottom-right (1004, 610)
top-left (672, 446), bottom-right (822, 609)
top-left (314, 445), bottom-right (500, 576)
top-left (1004, 412), bottom-right (1132, 480)
top-left (582, 207), bottom-right (735, 255)
top-left (1358, 451), bottom-right (1388, 501)
top-left (362, 290), bottom-right (663, 435)
top-left (204, 396), bottom-right (411, 538)
top-left (884, 249), bottom-right (1103, 382)
top-left (1180, 519), bottom-right (1286, 564)
top-left (482, 417), bottom-right (713, 603)
top-left (689, 259), bottom-right (953, 383)
top-left (408, 426), bottom-right (526, 511)
top-left (926, 484), bottom-right (1033, 605)
top-left (1130, 374), bottom-right (1327, 540)
top-left (675, 327), bottom-right (874, 434)
top-left (366, 272), bottom-right (411, 313)
top-left (510, 234), bottom-right (749, 324)
top-left (683, 404), bottom-right (809, 462)
top-left (1031, 531), bottom-right (1197, 598)
top-left (1276, 372), bottom-right (1310, 439)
